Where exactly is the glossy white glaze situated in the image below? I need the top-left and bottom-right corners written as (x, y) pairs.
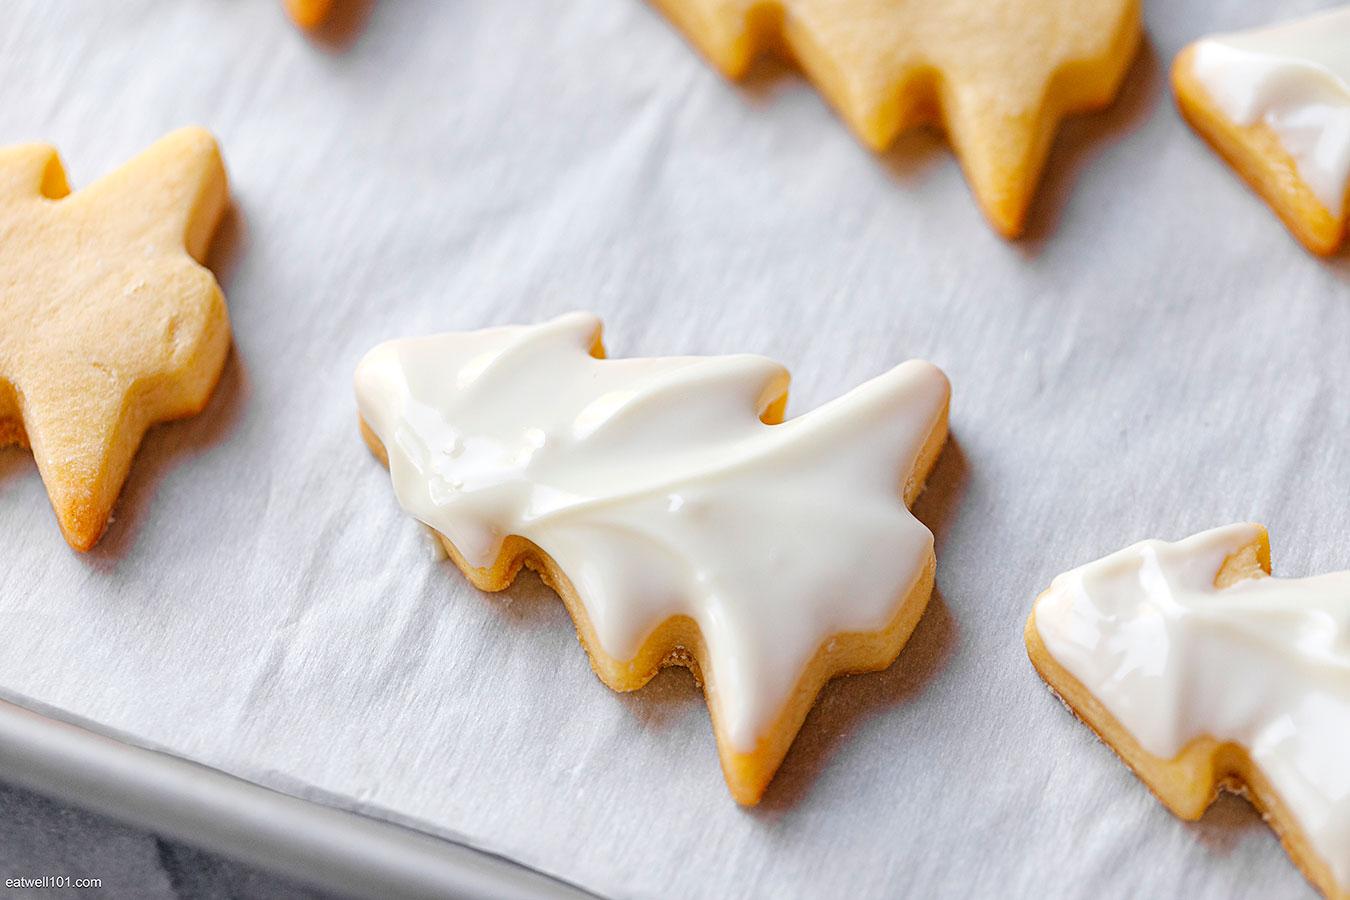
top-left (1191, 6), bottom-right (1350, 216)
top-left (1036, 523), bottom-right (1350, 891)
top-left (355, 312), bottom-right (949, 752)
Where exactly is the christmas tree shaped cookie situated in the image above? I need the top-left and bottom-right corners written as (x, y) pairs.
top-left (0, 128), bottom-right (231, 551)
top-left (355, 313), bottom-right (950, 804)
top-left (649, 0), bottom-right (1141, 237)
top-left (1173, 6), bottom-right (1350, 254)
top-left (1027, 524), bottom-right (1350, 900)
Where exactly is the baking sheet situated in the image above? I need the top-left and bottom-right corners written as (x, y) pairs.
top-left (1, 1), bottom-right (1347, 898)
top-left (0, 699), bottom-right (595, 900)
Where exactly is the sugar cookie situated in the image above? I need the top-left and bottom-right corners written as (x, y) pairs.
top-left (284, 0), bottom-right (334, 29)
top-left (1173, 7), bottom-right (1350, 255)
top-left (355, 312), bottom-right (950, 804)
top-left (0, 128), bottom-right (231, 551)
top-left (648, 0), bottom-right (1140, 237)
top-left (1027, 524), bottom-right (1350, 900)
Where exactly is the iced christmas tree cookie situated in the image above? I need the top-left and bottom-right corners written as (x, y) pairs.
top-left (1174, 6), bottom-right (1350, 254)
top-left (1028, 524), bottom-right (1350, 900)
top-left (355, 312), bottom-right (950, 803)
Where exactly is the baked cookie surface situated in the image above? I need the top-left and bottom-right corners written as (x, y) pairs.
top-left (0, 128), bottom-right (230, 551)
top-left (284, 0), bottom-right (334, 29)
top-left (1173, 6), bottom-right (1350, 254)
top-left (1027, 524), bottom-right (1350, 900)
top-left (649, 0), bottom-right (1140, 237)
top-left (355, 312), bottom-right (950, 804)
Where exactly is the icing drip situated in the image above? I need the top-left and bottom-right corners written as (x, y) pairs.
top-left (355, 312), bottom-right (949, 752)
top-left (1191, 6), bottom-right (1350, 217)
top-left (1036, 524), bottom-right (1350, 891)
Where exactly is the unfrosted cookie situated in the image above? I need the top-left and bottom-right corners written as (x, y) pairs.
top-left (649, 0), bottom-right (1140, 237)
top-left (0, 128), bottom-right (231, 551)
top-left (1027, 524), bottom-right (1350, 900)
top-left (355, 312), bottom-right (950, 804)
top-left (284, 0), bottom-right (334, 29)
top-left (1173, 7), bottom-right (1350, 254)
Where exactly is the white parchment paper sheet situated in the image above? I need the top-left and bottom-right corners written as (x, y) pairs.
top-left (2, 2), bottom-right (1348, 898)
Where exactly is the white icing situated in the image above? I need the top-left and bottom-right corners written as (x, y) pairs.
top-left (1035, 524), bottom-right (1350, 891)
top-left (355, 312), bottom-right (949, 752)
top-left (420, 523), bottom-right (449, 562)
top-left (1191, 6), bottom-right (1350, 217)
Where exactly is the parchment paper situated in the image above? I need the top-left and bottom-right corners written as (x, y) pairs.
top-left (2, 2), bottom-right (1348, 898)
